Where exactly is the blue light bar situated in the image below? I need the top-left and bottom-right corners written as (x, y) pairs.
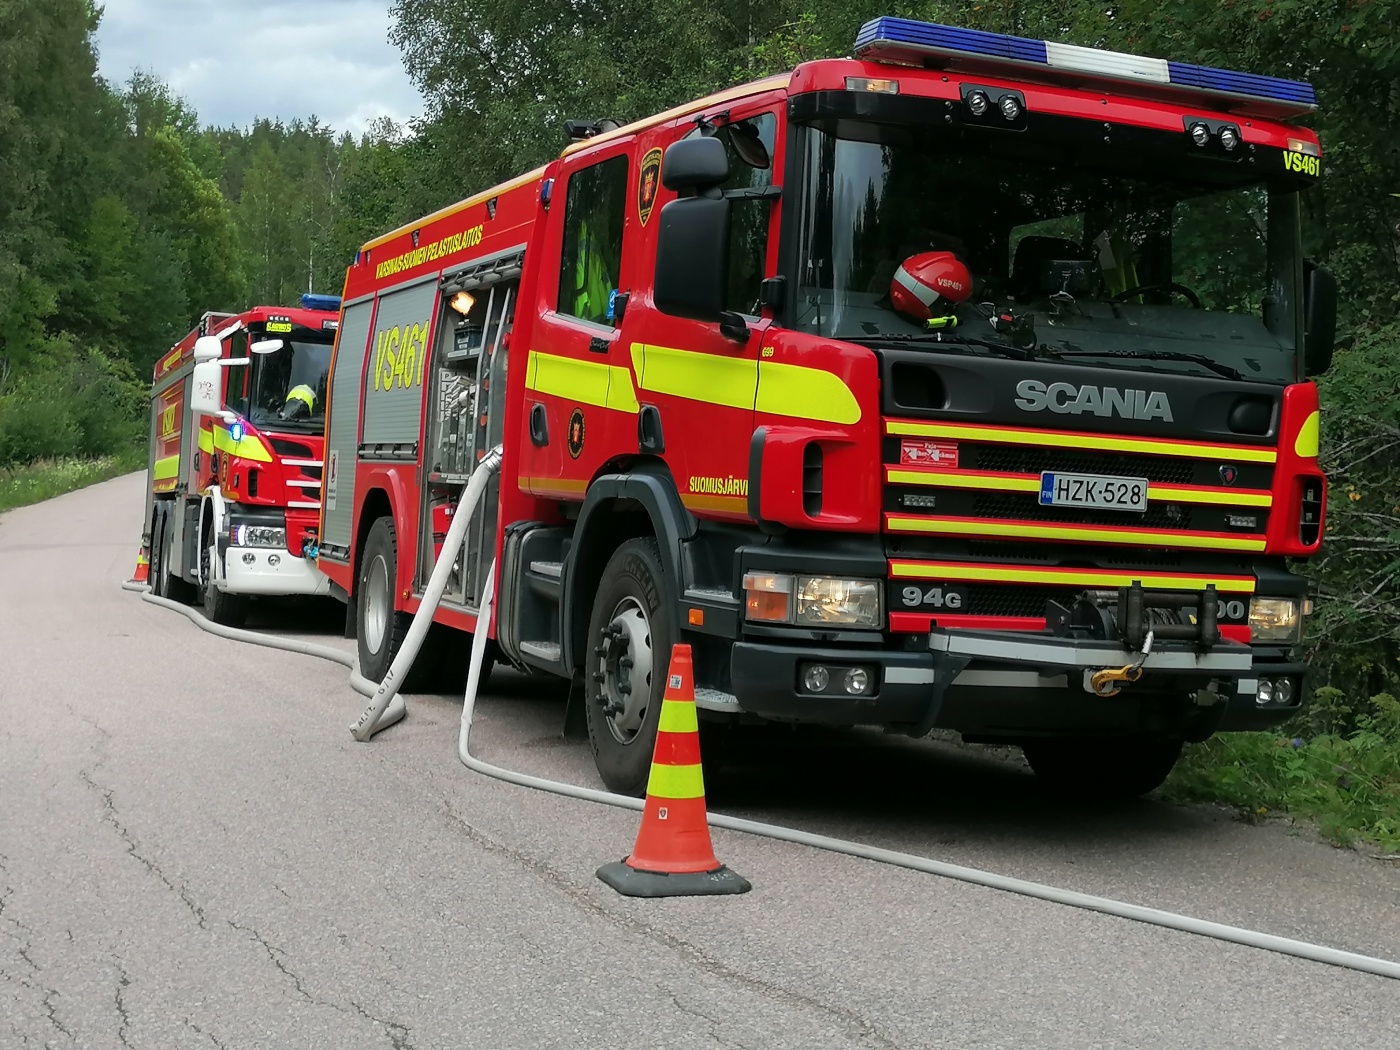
top-left (301, 293), bottom-right (342, 313)
top-left (854, 16), bottom-right (1316, 119)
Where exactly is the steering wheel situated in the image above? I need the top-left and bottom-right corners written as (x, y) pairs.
top-left (1112, 282), bottom-right (1202, 309)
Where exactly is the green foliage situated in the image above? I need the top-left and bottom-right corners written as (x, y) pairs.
top-left (0, 339), bottom-right (144, 464)
top-left (1165, 695), bottom-right (1400, 851)
top-left (0, 450), bottom-right (146, 514)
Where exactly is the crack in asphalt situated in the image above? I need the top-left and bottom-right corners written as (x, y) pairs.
top-left (665, 986), bottom-right (752, 1049)
top-left (425, 783), bottom-right (899, 1049)
top-left (0, 853), bottom-right (74, 1043)
top-left (348, 997), bottom-right (416, 1050)
top-left (183, 1015), bottom-right (230, 1050)
top-left (79, 769), bottom-right (212, 931)
top-left (114, 958), bottom-right (134, 1049)
top-left (226, 918), bottom-right (315, 1002)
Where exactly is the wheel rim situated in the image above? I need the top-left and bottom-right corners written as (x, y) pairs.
top-left (595, 597), bottom-right (655, 745)
top-left (200, 541), bottom-right (211, 603)
top-left (363, 554), bottom-right (390, 655)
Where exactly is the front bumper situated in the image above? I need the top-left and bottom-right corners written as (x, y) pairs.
top-left (731, 627), bottom-right (1305, 737)
top-left (221, 546), bottom-right (332, 597)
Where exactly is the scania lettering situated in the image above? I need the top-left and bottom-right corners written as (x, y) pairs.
top-left (318, 17), bottom-right (1334, 799)
top-left (140, 295), bottom-right (343, 627)
top-left (1014, 381), bottom-right (1174, 421)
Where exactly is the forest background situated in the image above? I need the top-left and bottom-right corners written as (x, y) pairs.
top-left (3, 0), bottom-right (1398, 840)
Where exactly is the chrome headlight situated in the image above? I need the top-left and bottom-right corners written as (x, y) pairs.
top-left (234, 525), bottom-right (287, 549)
top-left (743, 572), bottom-right (883, 629)
top-left (1249, 597), bottom-right (1303, 644)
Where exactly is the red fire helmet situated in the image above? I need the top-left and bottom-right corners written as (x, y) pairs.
top-left (890, 251), bottom-right (974, 322)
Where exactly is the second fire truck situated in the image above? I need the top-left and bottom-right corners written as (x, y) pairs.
top-left (143, 296), bottom-right (342, 626)
top-left (318, 17), bottom-right (1335, 798)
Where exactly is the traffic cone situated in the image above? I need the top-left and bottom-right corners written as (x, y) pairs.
top-left (128, 544), bottom-right (150, 585)
top-left (596, 644), bottom-right (750, 898)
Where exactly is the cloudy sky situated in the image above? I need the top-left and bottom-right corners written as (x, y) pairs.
top-left (94, 0), bottom-right (425, 135)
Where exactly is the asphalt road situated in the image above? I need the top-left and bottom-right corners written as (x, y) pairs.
top-left (2, 471), bottom-right (1398, 1049)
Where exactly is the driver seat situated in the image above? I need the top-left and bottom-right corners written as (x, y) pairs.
top-left (1011, 236), bottom-right (1096, 302)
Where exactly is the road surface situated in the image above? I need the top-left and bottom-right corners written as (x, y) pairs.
top-left (2, 472), bottom-right (1397, 1049)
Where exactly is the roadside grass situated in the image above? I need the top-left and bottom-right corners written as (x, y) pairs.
top-left (0, 449), bottom-right (144, 514)
top-left (1162, 696), bottom-right (1400, 853)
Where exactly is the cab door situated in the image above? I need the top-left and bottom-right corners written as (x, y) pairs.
top-left (519, 141), bottom-right (636, 498)
top-left (618, 105), bottom-right (783, 521)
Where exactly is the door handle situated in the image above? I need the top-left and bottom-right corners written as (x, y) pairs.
top-left (529, 403), bottom-right (549, 446)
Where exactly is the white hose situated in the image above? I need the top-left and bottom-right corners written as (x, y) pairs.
top-left (350, 446), bottom-right (502, 741)
top-left (124, 507), bottom-right (1400, 983)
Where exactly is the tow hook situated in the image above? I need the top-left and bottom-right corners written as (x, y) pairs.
top-left (1089, 629), bottom-right (1155, 697)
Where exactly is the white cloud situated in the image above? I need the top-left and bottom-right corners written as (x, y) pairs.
top-left (94, 0), bottom-right (425, 136)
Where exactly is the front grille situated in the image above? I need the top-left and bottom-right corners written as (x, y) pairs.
top-left (963, 443), bottom-right (1196, 484)
top-left (966, 585), bottom-right (1058, 618)
top-left (970, 492), bottom-right (1192, 529)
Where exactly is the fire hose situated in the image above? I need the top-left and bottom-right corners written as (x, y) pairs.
top-left (125, 450), bottom-right (1400, 983)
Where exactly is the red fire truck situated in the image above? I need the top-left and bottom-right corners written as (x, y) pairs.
top-left (319, 17), bottom-right (1335, 797)
top-left (143, 296), bottom-right (342, 626)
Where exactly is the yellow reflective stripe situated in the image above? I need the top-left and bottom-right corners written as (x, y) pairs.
top-left (885, 420), bottom-right (1277, 463)
top-left (153, 455), bottom-right (180, 481)
top-left (658, 698), bottom-right (699, 734)
top-left (757, 360), bottom-right (861, 424)
top-left (1151, 485), bottom-right (1272, 507)
top-left (519, 475), bottom-right (589, 495)
top-left (889, 560), bottom-right (1257, 593)
top-left (526, 351), bottom-right (639, 413)
top-left (635, 343), bottom-right (755, 410)
top-left (287, 385), bottom-right (316, 410)
top-left (197, 428), bottom-right (214, 454)
top-left (645, 762), bottom-right (706, 800)
top-left (886, 516), bottom-right (1268, 552)
top-left (1294, 410), bottom-right (1320, 458)
top-left (212, 426), bottom-right (272, 463)
top-left (681, 493), bottom-right (748, 514)
top-left (888, 470), bottom-right (1273, 507)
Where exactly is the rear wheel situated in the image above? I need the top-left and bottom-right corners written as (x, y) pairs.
top-left (585, 538), bottom-right (676, 796)
top-left (200, 528), bottom-right (248, 627)
top-left (1021, 735), bottom-right (1184, 799)
top-left (153, 504), bottom-right (195, 603)
top-left (355, 517), bottom-right (452, 692)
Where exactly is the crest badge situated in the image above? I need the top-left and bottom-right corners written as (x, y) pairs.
top-left (638, 148), bottom-right (663, 227)
top-left (1219, 465), bottom-right (1238, 485)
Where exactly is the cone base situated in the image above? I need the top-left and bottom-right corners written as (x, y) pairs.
top-left (596, 861), bottom-right (751, 898)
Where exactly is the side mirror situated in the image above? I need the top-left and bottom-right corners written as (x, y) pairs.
top-left (1303, 262), bottom-right (1337, 376)
top-left (190, 358), bottom-right (226, 419)
top-left (654, 196), bottom-right (731, 323)
top-left (661, 137), bottom-right (729, 192)
top-left (250, 339), bottom-right (284, 355)
top-left (193, 335), bottom-right (223, 363)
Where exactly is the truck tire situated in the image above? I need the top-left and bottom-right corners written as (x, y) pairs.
top-left (585, 537), bottom-right (676, 796)
top-left (153, 504), bottom-right (195, 604)
top-left (1021, 735), bottom-right (1184, 799)
top-left (355, 517), bottom-right (449, 693)
top-left (200, 533), bottom-right (248, 627)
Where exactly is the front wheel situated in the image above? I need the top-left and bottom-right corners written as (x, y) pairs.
top-left (200, 535), bottom-right (247, 627)
top-left (585, 538), bottom-right (676, 796)
top-left (1021, 735), bottom-right (1184, 799)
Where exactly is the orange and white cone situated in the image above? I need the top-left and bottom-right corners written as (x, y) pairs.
top-left (128, 543), bottom-right (150, 586)
top-left (596, 644), bottom-right (750, 898)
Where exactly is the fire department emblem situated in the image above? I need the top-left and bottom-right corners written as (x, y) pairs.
top-left (638, 148), bottom-right (663, 227)
top-left (567, 408), bottom-right (586, 459)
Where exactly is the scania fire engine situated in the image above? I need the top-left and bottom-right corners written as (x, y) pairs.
top-left (143, 296), bottom-right (342, 626)
top-left (318, 18), bottom-right (1335, 798)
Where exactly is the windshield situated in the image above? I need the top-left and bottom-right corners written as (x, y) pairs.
top-left (793, 120), bottom-right (1303, 384)
top-left (249, 339), bottom-right (333, 432)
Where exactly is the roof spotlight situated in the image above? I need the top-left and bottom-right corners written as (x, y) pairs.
top-left (1219, 125), bottom-right (1240, 151)
top-left (967, 91), bottom-right (990, 117)
top-left (1189, 122), bottom-right (1211, 147)
top-left (999, 94), bottom-right (1023, 121)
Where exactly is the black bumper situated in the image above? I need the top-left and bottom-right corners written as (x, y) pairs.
top-left (731, 632), bottom-right (1306, 738)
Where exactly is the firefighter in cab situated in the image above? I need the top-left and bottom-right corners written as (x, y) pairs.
top-left (279, 383), bottom-right (317, 422)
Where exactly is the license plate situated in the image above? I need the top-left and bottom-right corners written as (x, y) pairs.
top-left (1039, 472), bottom-right (1148, 513)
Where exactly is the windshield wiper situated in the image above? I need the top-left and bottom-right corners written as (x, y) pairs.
top-left (842, 332), bottom-right (1035, 361)
top-left (1039, 348), bottom-right (1245, 382)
